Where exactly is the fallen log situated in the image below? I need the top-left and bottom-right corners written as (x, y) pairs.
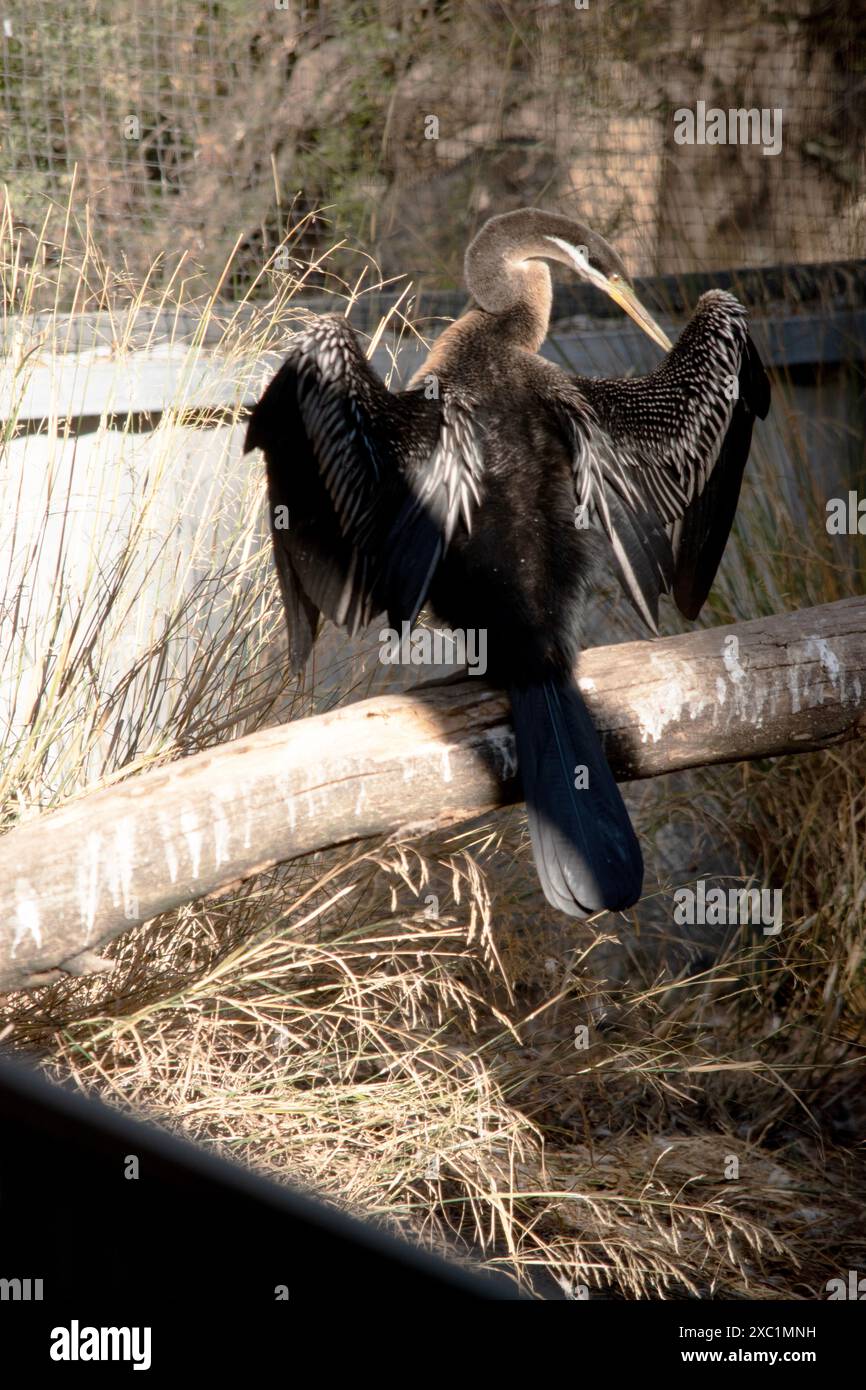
top-left (2, 595), bottom-right (865, 991)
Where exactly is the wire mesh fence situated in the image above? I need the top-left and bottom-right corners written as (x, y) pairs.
top-left (1, 0), bottom-right (864, 305)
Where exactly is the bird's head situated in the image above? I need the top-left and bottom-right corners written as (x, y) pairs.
top-left (465, 208), bottom-right (672, 352)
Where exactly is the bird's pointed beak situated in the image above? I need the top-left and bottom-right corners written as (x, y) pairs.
top-left (601, 279), bottom-right (673, 353)
top-left (542, 235), bottom-right (673, 352)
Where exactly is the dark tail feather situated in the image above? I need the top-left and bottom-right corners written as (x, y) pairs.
top-left (510, 677), bottom-right (643, 917)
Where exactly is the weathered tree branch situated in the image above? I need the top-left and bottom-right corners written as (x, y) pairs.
top-left (2, 596), bottom-right (865, 991)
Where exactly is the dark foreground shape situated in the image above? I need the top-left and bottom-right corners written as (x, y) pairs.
top-left (0, 1056), bottom-right (518, 1327)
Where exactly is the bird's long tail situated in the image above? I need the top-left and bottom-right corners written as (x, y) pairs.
top-left (509, 677), bottom-right (643, 917)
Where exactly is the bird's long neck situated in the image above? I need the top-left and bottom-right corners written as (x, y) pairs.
top-left (464, 222), bottom-right (553, 352)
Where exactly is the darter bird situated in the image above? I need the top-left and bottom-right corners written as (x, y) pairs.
top-left (244, 209), bottom-right (770, 918)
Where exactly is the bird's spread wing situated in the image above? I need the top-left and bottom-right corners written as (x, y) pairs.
top-left (244, 316), bottom-right (390, 668)
top-left (244, 314), bottom-right (482, 670)
top-left (566, 290), bottom-right (770, 630)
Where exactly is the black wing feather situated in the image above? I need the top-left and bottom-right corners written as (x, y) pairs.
top-left (379, 389), bottom-right (483, 626)
top-left (245, 331), bottom-right (382, 661)
top-left (571, 291), bottom-right (770, 628)
top-left (669, 334), bottom-right (771, 618)
top-left (244, 315), bottom-right (482, 671)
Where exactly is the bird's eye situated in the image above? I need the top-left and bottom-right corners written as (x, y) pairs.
top-left (609, 272), bottom-right (622, 284)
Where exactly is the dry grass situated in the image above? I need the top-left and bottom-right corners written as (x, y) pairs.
top-left (1, 197), bottom-right (865, 1299)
